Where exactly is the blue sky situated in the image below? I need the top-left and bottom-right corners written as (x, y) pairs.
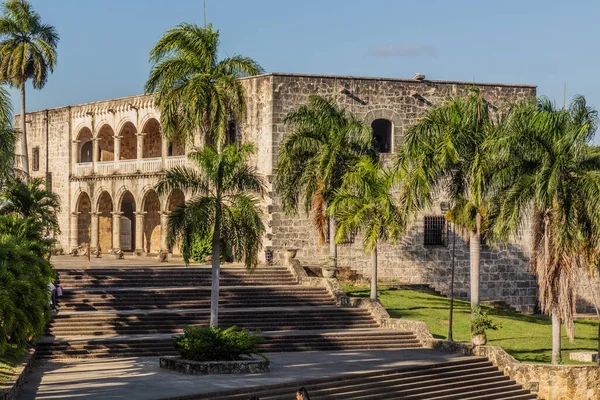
top-left (9, 0), bottom-right (598, 118)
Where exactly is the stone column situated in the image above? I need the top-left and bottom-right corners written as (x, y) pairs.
top-left (90, 212), bottom-right (99, 250)
top-left (134, 211), bottom-right (146, 256)
top-left (70, 212), bottom-right (80, 253)
top-left (92, 138), bottom-right (100, 174)
top-left (161, 137), bottom-right (168, 170)
top-left (111, 211), bottom-right (123, 252)
top-left (160, 211), bottom-right (170, 255)
top-left (114, 135), bottom-right (122, 172)
top-left (137, 133), bottom-right (145, 171)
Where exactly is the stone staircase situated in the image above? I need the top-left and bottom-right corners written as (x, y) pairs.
top-left (37, 265), bottom-right (421, 358)
top-left (176, 358), bottom-right (537, 400)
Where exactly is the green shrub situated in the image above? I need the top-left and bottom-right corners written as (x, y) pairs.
top-left (471, 306), bottom-right (500, 336)
top-left (187, 232), bottom-right (213, 263)
top-left (174, 325), bottom-right (268, 363)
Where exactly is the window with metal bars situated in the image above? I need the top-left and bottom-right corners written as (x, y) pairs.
top-left (424, 216), bottom-right (447, 246)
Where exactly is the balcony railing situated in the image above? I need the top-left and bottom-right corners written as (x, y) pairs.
top-left (141, 158), bottom-right (162, 173)
top-left (74, 155), bottom-right (187, 178)
top-left (74, 162), bottom-right (93, 176)
top-left (96, 161), bottom-right (114, 175)
top-left (165, 155), bottom-right (187, 170)
top-left (119, 159), bottom-right (138, 174)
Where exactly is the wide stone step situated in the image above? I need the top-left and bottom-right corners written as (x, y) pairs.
top-left (36, 331), bottom-right (420, 358)
top-left (176, 358), bottom-right (535, 400)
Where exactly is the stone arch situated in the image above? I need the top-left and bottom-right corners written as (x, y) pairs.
top-left (119, 121), bottom-right (137, 160)
top-left (76, 127), bottom-right (93, 163)
top-left (97, 124), bottom-right (115, 161)
top-left (96, 191), bottom-right (113, 252)
top-left (141, 118), bottom-right (162, 158)
top-left (167, 189), bottom-right (185, 255)
top-left (75, 191), bottom-right (92, 246)
top-left (119, 190), bottom-right (136, 251)
top-left (142, 189), bottom-right (161, 254)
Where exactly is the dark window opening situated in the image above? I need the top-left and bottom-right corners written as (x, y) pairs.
top-left (424, 216), bottom-right (446, 246)
top-left (168, 142), bottom-right (173, 156)
top-left (32, 147), bottom-right (40, 171)
top-left (80, 141), bottom-right (93, 163)
top-left (371, 119), bottom-right (392, 153)
top-left (227, 121), bottom-right (238, 146)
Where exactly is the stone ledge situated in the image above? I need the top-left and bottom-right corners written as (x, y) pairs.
top-left (159, 357), bottom-right (269, 375)
top-left (0, 349), bottom-right (35, 400)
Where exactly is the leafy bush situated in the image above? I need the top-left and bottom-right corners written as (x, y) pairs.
top-left (174, 325), bottom-right (267, 363)
top-left (471, 306), bottom-right (500, 336)
top-left (187, 232), bottom-right (213, 263)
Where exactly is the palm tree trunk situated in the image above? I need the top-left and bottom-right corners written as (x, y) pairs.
top-left (469, 231), bottom-right (481, 312)
top-left (329, 218), bottom-right (337, 269)
top-left (20, 81), bottom-right (29, 176)
top-left (370, 244), bottom-right (378, 300)
top-left (210, 208), bottom-right (221, 326)
top-left (552, 307), bottom-right (561, 364)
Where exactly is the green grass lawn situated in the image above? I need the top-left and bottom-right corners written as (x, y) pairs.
top-left (0, 344), bottom-right (23, 386)
top-left (343, 283), bottom-right (599, 364)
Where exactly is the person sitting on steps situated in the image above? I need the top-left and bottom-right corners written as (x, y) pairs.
top-left (296, 387), bottom-right (311, 400)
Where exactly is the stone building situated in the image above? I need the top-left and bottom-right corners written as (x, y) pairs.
top-left (16, 72), bottom-right (542, 312)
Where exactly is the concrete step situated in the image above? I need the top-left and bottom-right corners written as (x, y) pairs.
top-left (173, 358), bottom-right (535, 400)
top-left (35, 330), bottom-right (420, 359)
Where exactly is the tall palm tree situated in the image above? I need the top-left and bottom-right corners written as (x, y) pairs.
top-left (394, 88), bottom-right (495, 314)
top-left (329, 157), bottom-right (405, 299)
top-left (490, 95), bottom-right (600, 364)
top-left (0, 84), bottom-right (15, 183)
top-left (0, 0), bottom-right (58, 176)
top-left (274, 95), bottom-right (373, 269)
top-left (156, 143), bottom-right (266, 326)
top-left (145, 23), bottom-right (263, 147)
top-left (0, 176), bottom-right (60, 233)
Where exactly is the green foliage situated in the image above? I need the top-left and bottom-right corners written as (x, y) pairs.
top-left (0, 221), bottom-right (54, 354)
top-left (0, 85), bottom-right (14, 182)
top-left (173, 325), bottom-right (267, 363)
top-left (0, 177), bottom-right (61, 234)
top-left (145, 23), bottom-right (263, 147)
top-left (187, 232), bottom-right (212, 263)
top-left (470, 306), bottom-right (500, 335)
top-left (274, 95), bottom-right (374, 243)
top-left (156, 143), bottom-right (266, 271)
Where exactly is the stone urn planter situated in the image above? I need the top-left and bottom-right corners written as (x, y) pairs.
top-left (284, 248), bottom-right (298, 266)
top-left (159, 356), bottom-right (269, 375)
top-left (322, 268), bottom-right (337, 278)
top-left (471, 333), bottom-right (487, 346)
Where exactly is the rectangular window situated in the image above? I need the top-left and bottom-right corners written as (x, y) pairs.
top-left (424, 216), bottom-right (446, 246)
top-left (32, 147), bottom-right (40, 171)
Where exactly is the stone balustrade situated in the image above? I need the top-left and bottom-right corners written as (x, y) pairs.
top-left (74, 156), bottom-right (187, 177)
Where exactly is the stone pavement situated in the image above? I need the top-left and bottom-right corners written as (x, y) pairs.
top-left (18, 349), bottom-right (470, 400)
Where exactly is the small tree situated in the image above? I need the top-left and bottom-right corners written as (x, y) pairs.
top-left (156, 144), bottom-right (265, 326)
top-left (274, 95), bottom-right (373, 268)
top-left (0, 0), bottom-right (58, 175)
top-left (329, 157), bottom-right (404, 299)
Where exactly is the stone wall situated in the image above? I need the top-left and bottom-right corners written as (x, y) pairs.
top-left (265, 73), bottom-right (538, 312)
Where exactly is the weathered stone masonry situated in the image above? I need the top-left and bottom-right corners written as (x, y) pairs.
top-left (17, 72), bottom-right (545, 312)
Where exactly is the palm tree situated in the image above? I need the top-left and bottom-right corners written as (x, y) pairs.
top-left (394, 88), bottom-right (495, 314)
top-left (145, 23), bottom-right (263, 147)
top-left (329, 157), bottom-right (405, 299)
top-left (0, 0), bottom-right (58, 176)
top-left (490, 95), bottom-right (600, 364)
top-left (274, 95), bottom-right (373, 269)
top-left (0, 84), bottom-right (15, 184)
top-left (156, 143), bottom-right (266, 326)
top-left (0, 176), bottom-right (60, 233)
